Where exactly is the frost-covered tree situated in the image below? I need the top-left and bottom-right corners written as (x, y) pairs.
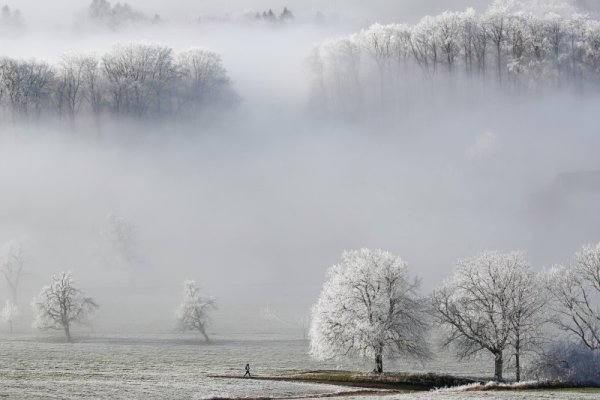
top-left (309, 248), bottom-right (430, 373)
top-left (508, 264), bottom-right (548, 381)
top-left (80, 55), bottom-right (104, 116)
top-left (410, 16), bottom-right (440, 74)
top-left (548, 241), bottom-right (600, 351)
top-left (55, 54), bottom-right (88, 118)
top-left (0, 58), bottom-right (53, 117)
top-left (31, 271), bottom-right (98, 342)
top-left (0, 43), bottom-right (237, 121)
top-left (437, 11), bottom-right (462, 72)
top-left (433, 251), bottom-right (541, 382)
top-left (0, 239), bottom-right (26, 304)
top-left (1, 299), bottom-right (18, 333)
top-left (360, 24), bottom-right (395, 105)
top-left (175, 280), bottom-right (215, 342)
top-left (102, 43), bottom-right (175, 116)
top-left (484, 0), bottom-right (511, 82)
top-left (309, 3), bottom-right (600, 117)
top-left (174, 48), bottom-right (235, 115)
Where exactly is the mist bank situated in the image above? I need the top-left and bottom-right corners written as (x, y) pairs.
top-left (1, 86), bottom-right (599, 334)
top-left (5, 1), bottom-right (600, 30)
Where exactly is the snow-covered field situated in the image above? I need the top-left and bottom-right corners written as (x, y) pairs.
top-left (0, 333), bottom-right (336, 399)
top-left (0, 332), bottom-right (596, 399)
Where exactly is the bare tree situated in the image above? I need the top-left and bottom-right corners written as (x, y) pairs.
top-left (436, 11), bottom-right (462, 72)
top-left (473, 18), bottom-right (489, 76)
top-left (508, 267), bottom-right (548, 381)
top-left (102, 43), bottom-right (175, 116)
top-left (0, 58), bottom-right (54, 116)
top-left (548, 241), bottom-right (600, 351)
top-left (80, 55), bottom-right (104, 116)
top-left (410, 16), bottom-right (440, 75)
top-left (101, 213), bottom-right (138, 285)
top-left (433, 251), bottom-right (539, 382)
top-left (174, 48), bottom-right (233, 115)
top-left (55, 54), bottom-right (88, 118)
top-left (4, 60), bottom-right (54, 117)
top-left (485, 2), bottom-right (509, 83)
top-left (460, 8), bottom-right (478, 74)
top-left (175, 280), bottom-right (215, 342)
top-left (32, 271), bottom-right (98, 342)
top-left (309, 248), bottom-right (430, 373)
top-left (0, 57), bottom-right (25, 115)
top-left (361, 24), bottom-right (395, 107)
top-left (1, 299), bottom-right (18, 333)
top-left (322, 37), bottom-right (363, 116)
top-left (0, 239), bottom-right (26, 304)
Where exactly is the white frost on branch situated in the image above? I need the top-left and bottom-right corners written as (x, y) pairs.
top-left (176, 280), bottom-right (216, 342)
top-left (547, 241), bottom-right (600, 350)
top-left (309, 248), bottom-right (430, 373)
top-left (31, 271), bottom-right (98, 342)
top-left (433, 251), bottom-right (546, 382)
top-left (309, 4), bottom-right (600, 117)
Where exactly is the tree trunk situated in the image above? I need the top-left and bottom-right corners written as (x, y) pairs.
top-left (515, 352), bottom-right (521, 382)
top-left (515, 335), bottom-right (521, 382)
top-left (8, 320), bottom-right (13, 334)
top-left (9, 285), bottom-right (18, 305)
top-left (375, 353), bottom-right (383, 373)
top-left (199, 326), bottom-right (210, 342)
top-left (496, 42), bottom-right (502, 83)
top-left (494, 351), bottom-right (503, 382)
top-left (64, 323), bottom-right (72, 343)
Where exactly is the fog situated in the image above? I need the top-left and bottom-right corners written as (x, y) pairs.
top-left (1, 0), bottom-right (600, 335)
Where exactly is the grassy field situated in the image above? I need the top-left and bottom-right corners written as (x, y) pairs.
top-left (1, 332), bottom-right (599, 399)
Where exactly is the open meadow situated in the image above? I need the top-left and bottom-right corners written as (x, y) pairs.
top-left (2, 332), bottom-right (598, 399)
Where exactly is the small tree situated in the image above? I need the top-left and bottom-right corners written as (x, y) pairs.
top-left (1, 299), bottom-right (19, 333)
top-left (176, 280), bottom-right (215, 342)
top-left (309, 248), bottom-right (430, 373)
top-left (508, 266), bottom-right (547, 381)
top-left (32, 271), bottom-right (98, 342)
top-left (548, 241), bottom-right (600, 351)
top-left (0, 239), bottom-right (26, 304)
top-left (433, 251), bottom-right (540, 382)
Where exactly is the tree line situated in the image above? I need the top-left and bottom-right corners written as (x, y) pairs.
top-left (309, 244), bottom-right (600, 383)
top-left (0, 44), bottom-right (237, 121)
top-left (89, 0), bottom-right (162, 28)
top-left (309, 2), bottom-right (600, 116)
top-left (3, 223), bottom-right (599, 383)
